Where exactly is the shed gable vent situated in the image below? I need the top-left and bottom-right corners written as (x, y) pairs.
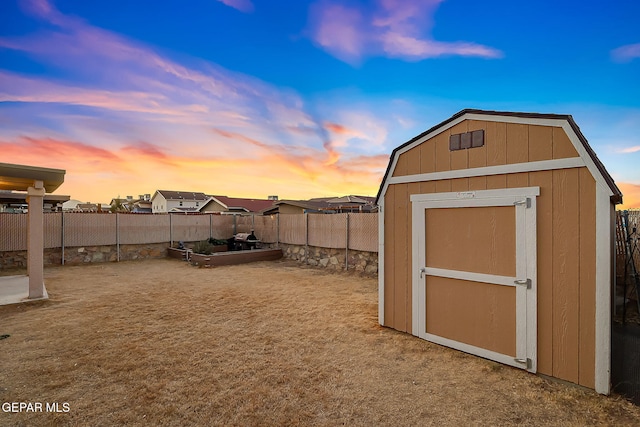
top-left (449, 130), bottom-right (484, 151)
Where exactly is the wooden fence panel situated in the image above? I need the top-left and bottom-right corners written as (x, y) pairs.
top-left (253, 215), bottom-right (277, 243)
top-left (44, 212), bottom-right (62, 249)
top-left (236, 215), bottom-right (254, 234)
top-left (170, 214), bottom-right (211, 243)
top-left (64, 213), bottom-right (117, 246)
top-left (308, 213), bottom-right (347, 249)
top-left (0, 211), bottom-right (383, 254)
top-left (279, 214), bottom-right (306, 245)
top-left (348, 213), bottom-right (378, 252)
top-left (118, 214), bottom-right (170, 244)
top-left (211, 215), bottom-right (235, 239)
top-left (0, 213), bottom-right (27, 251)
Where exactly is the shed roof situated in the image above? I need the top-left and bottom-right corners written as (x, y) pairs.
top-left (376, 109), bottom-right (623, 205)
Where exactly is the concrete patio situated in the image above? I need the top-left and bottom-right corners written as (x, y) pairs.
top-left (0, 275), bottom-right (48, 306)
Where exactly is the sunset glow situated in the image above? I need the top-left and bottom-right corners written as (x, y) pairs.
top-left (1, 0), bottom-right (639, 206)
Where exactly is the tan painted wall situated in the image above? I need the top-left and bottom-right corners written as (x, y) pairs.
top-left (200, 200), bottom-right (227, 212)
top-left (383, 119), bottom-right (597, 389)
top-left (278, 204), bottom-right (305, 215)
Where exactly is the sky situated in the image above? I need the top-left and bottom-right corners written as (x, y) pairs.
top-left (1, 0), bottom-right (639, 208)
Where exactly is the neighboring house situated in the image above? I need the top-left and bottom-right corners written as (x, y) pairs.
top-left (62, 199), bottom-right (83, 212)
top-left (76, 203), bottom-right (100, 212)
top-left (200, 195), bottom-right (275, 214)
top-left (151, 190), bottom-right (209, 213)
top-left (109, 197), bottom-right (131, 212)
top-left (131, 196), bottom-right (152, 213)
top-left (109, 194), bottom-right (152, 213)
top-left (261, 195), bottom-right (377, 215)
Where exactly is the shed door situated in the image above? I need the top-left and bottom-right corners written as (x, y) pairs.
top-left (411, 188), bottom-right (538, 372)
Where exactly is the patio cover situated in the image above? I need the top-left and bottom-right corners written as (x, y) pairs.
top-left (0, 163), bottom-right (65, 303)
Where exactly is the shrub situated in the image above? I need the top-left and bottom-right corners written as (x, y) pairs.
top-left (208, 238), bottom-right (228, 246)
top-left (193, 240), bottom-right (214, 255)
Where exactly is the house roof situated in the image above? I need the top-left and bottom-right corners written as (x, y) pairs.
top-left (376, 109), bottom-right (623, 205)
top-left (208, 196), bottom-right (275, 213)
top-left (263, 195), bottom-right (377, 214)
top-left (153, 190), bottom-right (209, 201)
top-left (325, 195), bottom-right (376, 205)
top-left (169, 207), bottom-right (201, 213)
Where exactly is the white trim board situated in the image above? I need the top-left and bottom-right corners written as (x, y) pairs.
top-left (424, 333), bottom-right (525, 370)
top-left (378, 200), bottom-right (385, 325)
top-left (389, 158), bottom-right (584, 185)
top-left (423, 267), bottom-right (517, 288)
top-left (411, 186), bottom-right (540, 202)
top-left (594, 184), bottom-right (612, 394)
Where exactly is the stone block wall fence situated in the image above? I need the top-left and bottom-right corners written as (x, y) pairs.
top-left (0, 212), bottom-right (379, 274)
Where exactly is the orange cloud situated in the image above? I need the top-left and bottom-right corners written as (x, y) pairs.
top-left (1, 0), bottom-right (391, 203)
top-left (120, 141), bottom-right (177, 167)
top-left (208, 127), bottom-right (385, 196)
top-left (0, 131), bottom-right (384, 202)
top-left (617, 182), bottom-right (640, 210)
top-left (0, 136), bottom-right (121, 171)
top-left (324, 122), bottom-right (353, 135)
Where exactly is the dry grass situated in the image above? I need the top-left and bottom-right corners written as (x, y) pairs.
top-left (1, 258), bottom-right (639, 426)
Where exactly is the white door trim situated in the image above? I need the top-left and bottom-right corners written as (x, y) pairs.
top-left (411, 187), bottom-right (538, 372)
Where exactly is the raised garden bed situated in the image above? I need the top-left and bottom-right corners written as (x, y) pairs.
top-left (167, 247), bottom-right (191, 260)
top-left (190, 248), bottom-right (282, 267)
top-left (168, 244), bottom-right (228, 261)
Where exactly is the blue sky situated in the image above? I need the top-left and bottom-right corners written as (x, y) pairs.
top-left (1, 0), bottom-right (639, 206)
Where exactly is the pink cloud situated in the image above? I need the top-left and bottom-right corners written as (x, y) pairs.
top-left (210, 126), bottom-right (387, 183)
top-left (2, 0), bottom-right (392, 201)
top-left (0, 136), bottom-right (122, 172)
top-left (612, 43), bottom-right (640, 62)
top-left (120, 141), bottom-right (177, 167)
top-left (308, 0), bottom-right (502, 64)
top-left (310, 3), bottom-right (368, 64)
top-left (379, 33), bottom-right (502, 60)
top-left (217, 0), bottom-right (254, 13)
top-left (324, 122), bottom-right (359, 136)
top-left (618, 146), bottom-right (640, 154)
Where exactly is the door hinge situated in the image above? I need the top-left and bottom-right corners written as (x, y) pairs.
top-left (514, 278), bottom-right (532, 289)
top-left (514, 198), bottom-right (531, 208)
top-left (514, 358), bottom-right (532, 369)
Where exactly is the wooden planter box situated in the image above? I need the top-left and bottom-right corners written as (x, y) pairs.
top-left (168, 245), bottom-right (227, 261)
top-left (190, 248), bottom-right (283, 267)
top-left (167, 247), bottom-right (191, 260)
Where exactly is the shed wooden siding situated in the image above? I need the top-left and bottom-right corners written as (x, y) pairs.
top-left (383, 119), bottom-right (597, 389)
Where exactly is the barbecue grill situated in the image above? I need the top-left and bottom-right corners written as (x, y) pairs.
top-left (231, 231), bottom-right (260, 250)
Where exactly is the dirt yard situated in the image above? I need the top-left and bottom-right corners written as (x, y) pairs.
top-left (1, 259), bottom-right (639, 426)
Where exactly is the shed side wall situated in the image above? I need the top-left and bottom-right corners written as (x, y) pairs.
top-left (382, 120), bottom-right (597, 389)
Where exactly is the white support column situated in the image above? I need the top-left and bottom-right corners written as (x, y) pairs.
top-left (27, 180), bottom-right (46, 299)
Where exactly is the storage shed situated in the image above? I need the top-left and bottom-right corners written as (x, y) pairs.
top-left (376, 109), bottom-right (622, 394)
